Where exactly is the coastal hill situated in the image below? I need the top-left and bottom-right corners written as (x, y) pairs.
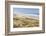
top-left (13, 14), bottom-right (39, 28)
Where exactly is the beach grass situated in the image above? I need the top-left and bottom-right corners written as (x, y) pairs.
top-left (13, 16), bottom-right (39, 28)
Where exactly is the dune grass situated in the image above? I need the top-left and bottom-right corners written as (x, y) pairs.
top-left (13, 16), bottom-right (39, 28)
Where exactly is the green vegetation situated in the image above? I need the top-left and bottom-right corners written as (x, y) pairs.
top-left (13, 16), bottom-right (39, 28)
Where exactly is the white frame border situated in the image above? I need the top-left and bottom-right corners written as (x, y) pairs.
top-left (10, 5), bottom-right (42, 32)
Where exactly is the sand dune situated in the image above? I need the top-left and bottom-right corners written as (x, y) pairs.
top-left (13, 14), bottom-right (39, 28)
top-left (13, 14), bottom-right (39, 20)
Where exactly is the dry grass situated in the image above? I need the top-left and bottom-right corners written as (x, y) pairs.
top-left (13, 16), bottom-right (39, 28)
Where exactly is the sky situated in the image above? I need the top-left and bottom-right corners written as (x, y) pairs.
top-left (13, 8), bottom-right (39, 15)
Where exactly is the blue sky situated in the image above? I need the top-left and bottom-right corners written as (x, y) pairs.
top-left (13, 8), bottom-right (39, 15)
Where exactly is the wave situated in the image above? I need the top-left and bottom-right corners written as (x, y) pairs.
top-left (13, 12), bottom-right (39, 17)
top-left (14, 14), bottom-right (39, 17)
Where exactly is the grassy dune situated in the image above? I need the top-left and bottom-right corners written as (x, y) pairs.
top-left (13, 15), bottom-right (39, 28)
